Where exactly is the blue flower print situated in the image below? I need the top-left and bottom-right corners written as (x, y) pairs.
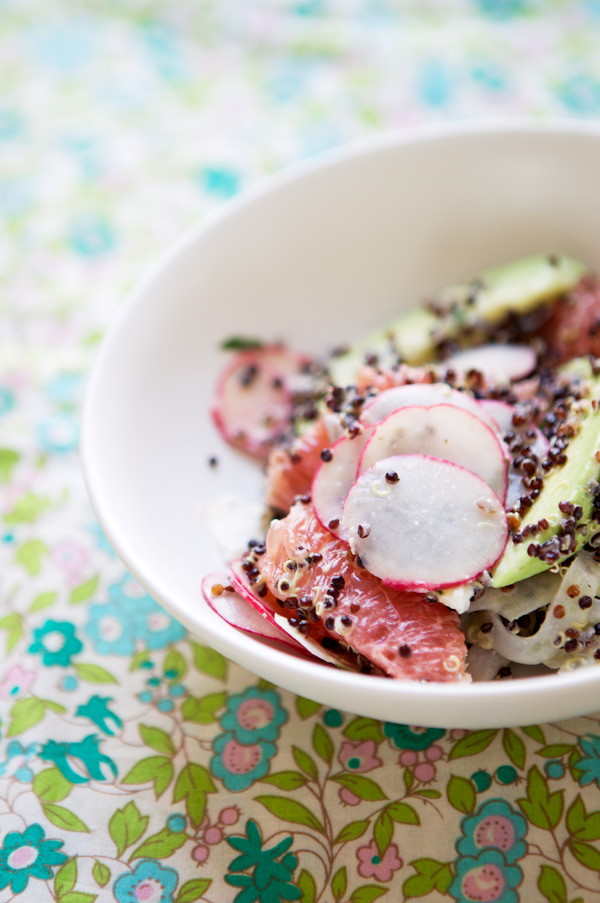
top-left (576, 734), bottom-right (600, 788)
top-left (0, 824), bottom-right (67, 894)
top-left (86, 575), bottom-right (185, 654)
top-left (556, 73), bottom-right (600, 116)
top-left (85, 600), bottom-right (136, 656)
top-left (133, 598), bottom-right (186, 650)
top-left (212, 732), bottom-right (276, 792)
top-left (0, 741), bottom-right (38, 782)
top-left (384, 723), bottom-right (445, 751)
top-left (113, 859), bottom-right (178, 903)
top-left (68, 212), bottom-right (116, 257)
top-left (37, 412), bottom-right (79, 454)
top-left (29, 620), bottom-right (82, 666)
top-left (451, 849), bottom-right (522, 903)
top-left (475, 0), bottom-right (526, 19)
top-left (457, 800), bottom-right (527, 864)
top-left (220, 688), bottom-right (287, 744)
top-left (0, 386), bottom-right (15, 417)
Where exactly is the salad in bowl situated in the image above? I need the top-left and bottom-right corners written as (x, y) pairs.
top-left (205, 251), bottom-right (600, 684)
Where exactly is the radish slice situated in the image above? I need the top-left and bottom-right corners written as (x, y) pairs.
top-left (360, 382), bottom-right (499, 432)
top-left (358, 405), bottom-right (508, 501)
top-left (478, 400), bottom-right (549, 456)
top-left (212, 345), bottom-right (310, 459)
top-left (312, 427), bottom-right (375, 539)
top-left (202, 573), bottom-right (310, 653)
top-left (341, 454), bottom-right (508, 591)
top-left (228, 559), bottom-right (361, 669)
top-left (437, 344), bottom-right (536, 383)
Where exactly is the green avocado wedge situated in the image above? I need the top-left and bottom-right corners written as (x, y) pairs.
top-left (328, 252), bottom-right (587, 388)
top-left (491, 379), bottom-right (600, 588)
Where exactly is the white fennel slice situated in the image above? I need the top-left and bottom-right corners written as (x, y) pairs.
top-left (465, 552), bottom-right (600, 666)
top-left (437, 343), bottom-right (537, 384)
top-left (312, 427), bottom-right (375, 539)
top-left (341, 454), bottom-right (508, 591)
top-left (358, 404), bottom-right (508, 502)
top-left (360, 382), bottom-right (499, 432)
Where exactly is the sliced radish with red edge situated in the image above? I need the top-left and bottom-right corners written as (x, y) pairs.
top-left (312, 427), bottom-right (375, 539)
top-left (437, 343), bottom-right (536, 383)
top-left (341, 454), bottom-right (508, 591)
top-left (212, 345), bottom-right (310, 459)
top-left (358, 404), bottom-right (508, 501)
top-left (360, 382), bottom-right (499, 432)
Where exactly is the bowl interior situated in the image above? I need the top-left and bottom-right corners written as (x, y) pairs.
top-left (82, 123), bottom-right (600, 728)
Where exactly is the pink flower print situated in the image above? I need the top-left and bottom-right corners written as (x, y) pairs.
top-left (339, 740), bottom-right (382, 773)
top-left (339, 787), bottom-right (361, 806)
top-left (51, 541), bottom-right (88, 586)
top-left (0, 665), bottom-right (36, 700)
top-left (357, 840), bottom-right (403, 881)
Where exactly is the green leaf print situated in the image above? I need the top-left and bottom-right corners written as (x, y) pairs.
top-left (29, 590), bottom-right (58, 612)
top-left (175, 878), bottom-right (212, 902)
top-left (350, 885), bottom-right (388, 903)
top-left (447, 775), bottom-right (476, 814)
top-left (331, 866), bottom-right (347, 902)
top-left (109, 801), bottom-right (149, 858)
top-left (292, 745), bottom-right (319, 781)
top-left (566, 794), bottom-right (600, 841)
top-left (254, 795), bottom-right (325, 832)
top-left (73, 662), bottom-right (118, 684)
top-left (69, 575), bottom-right (99, 604)
top-left (385, 801), bottom-right (419, 824)
top-left (15, 538), bottom-right (49, 575)
top-left (163, 647), bottom-right (188, 681)
top-left (330, 773), bottom-right (388, 801)
top-left (121, 755), bottom-right (174, 798)
top-left (502, 728), bottom-right (526, 769)
top-left (448, 729), bottom-right (498, 760)
top-left (374, 810), bottom-right (393, 858)
top-left (521, 724), bottom-right (546, 744)
top-left (295, 696), bottom-right (321, 719)
top-left (333, 819), bottom-right (369, 844)
top-left (4, 491), bottom-right (52, 523)
top-left (130, 827), bottom-right (187, 861)
top-left (181, 692), bottom-right (227, 724)
top-left (536, 744), bottom-right (576, 759)
top-left (172, 763), bottom-right (216, 828)
top-left (312, 722), bottom-right (334, 764)
top-left (403, 859), bottom-right (453, 898)
top-left (33, 767), bottom-right (72, 802)
top-left (8, 696), bottom-right (45, 736)
top-left (42, 802), bottom-right (90, 832)
top-left (297, 868), bottom-right (317, 903)
top-left (54, 858), bottom-right (77, 897)
top-left (343, 717), bottom-right (384, 743)
top-left (537, 864), bottom-right (568, 903)
top-left (568, 838), bottom-right (600, 871)
top-left (92, 860), bottom-right (111, 887)
top-left (139, 723), bottom-right (175, 755)
top-left (0, 612), bottom-right (24, 653)
top-left (190, 641), bottom-right (227, 680)
top-left (517, 765), bottom-right (564, 830)
top-left (0, 447), bottom-right (20, 482)
top-left (57, 893), bottom-right (96, 903)
top-left (258, 771), bottom-right (308, 790)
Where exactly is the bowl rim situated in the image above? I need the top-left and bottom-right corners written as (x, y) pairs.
top-left (81, 117), bottom-right (600, 723)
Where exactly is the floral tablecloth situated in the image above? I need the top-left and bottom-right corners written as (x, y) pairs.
top-left (2, 2), bottom-right (600, 902)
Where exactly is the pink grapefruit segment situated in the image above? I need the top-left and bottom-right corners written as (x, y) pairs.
top-left (258, 500), bottom-right (468, 682)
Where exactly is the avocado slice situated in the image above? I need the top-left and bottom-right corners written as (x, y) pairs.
top-left (329, 252), bottom-right (587, 387)
top-left (491, 379), bottom-right (600, 588)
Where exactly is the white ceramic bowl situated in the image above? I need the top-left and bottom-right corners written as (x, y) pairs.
top-left (81, 120), bottom-right (600, 729)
